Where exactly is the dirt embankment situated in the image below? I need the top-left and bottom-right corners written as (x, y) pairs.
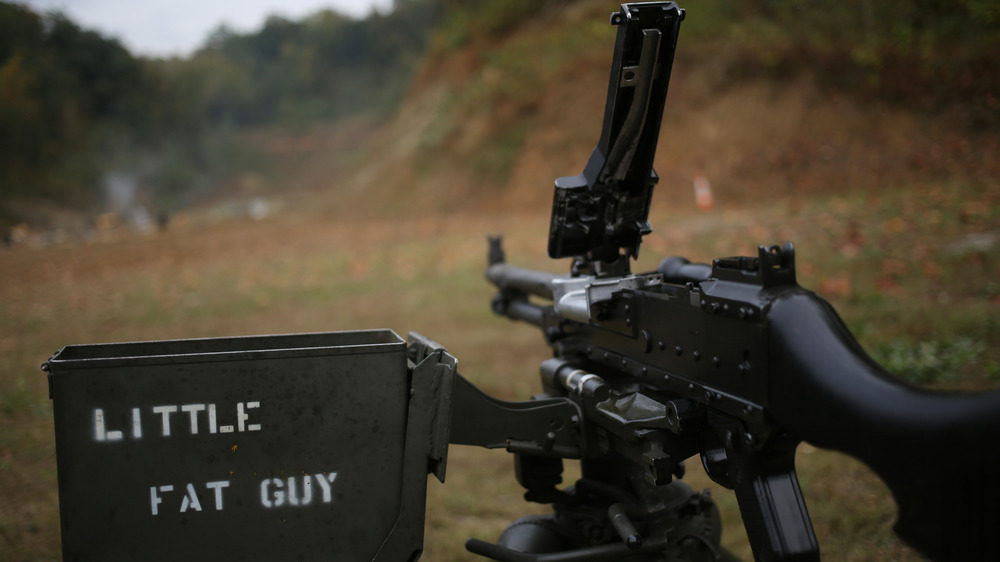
top-left (289, 1), bottom-right (997, 223)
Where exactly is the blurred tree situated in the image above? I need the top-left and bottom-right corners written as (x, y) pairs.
top-left (721, 0), bottom-right (1000, 126)
top-left (0, 0), bottom-right (443, 217)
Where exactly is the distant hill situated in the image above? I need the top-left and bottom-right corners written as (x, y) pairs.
top-left (303, 0), bottom-right (999, 218)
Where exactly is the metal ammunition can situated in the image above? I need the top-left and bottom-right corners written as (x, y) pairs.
top-left (46, 329), bottom-right (419, 561)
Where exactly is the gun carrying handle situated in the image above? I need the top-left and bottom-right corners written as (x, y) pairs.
top-left (767, 291), bottom-right (1000, 561)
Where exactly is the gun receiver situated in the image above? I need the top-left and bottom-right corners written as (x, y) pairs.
top-left (484, 2), bottom-right (1000, 561)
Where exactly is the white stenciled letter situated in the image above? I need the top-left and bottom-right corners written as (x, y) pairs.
top-left (288, 475), bottom-right (313, 506)
top-left (152, 405), bottom-right (178, 437)
top-left (260, 478), bottom-right (285, 508)
top-left (237, 401), bottom-right (261, 432)
top-left (180, 404), bottom-right (206, 434)
top-left (131, 407), bottom-right (142, 439)
top-left (150, 485), bottom-right (173, 515)
top-left (313, 472), bottom-right (339, 503)
top-left (219, 401), bottom-right (234, 433)
top-left (205, 480), bottom-right (230, 511)
top-left (208, 403), bottom-right (218, 433)
top-left (180, 483), bottom-right (202, 512)
top-left (94, 408), bottom-right (123, 442)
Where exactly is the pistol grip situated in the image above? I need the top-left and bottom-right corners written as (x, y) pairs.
top-left (703, 418), bottom-right (818, 561)
top-left (731, 455), bottom-right (818, 562)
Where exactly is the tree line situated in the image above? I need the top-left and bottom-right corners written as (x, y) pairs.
top-left (0, 0), bottom-right (442, 225)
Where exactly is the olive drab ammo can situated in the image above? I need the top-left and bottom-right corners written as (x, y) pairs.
top-left (45, 329), bottom-right (447, 561)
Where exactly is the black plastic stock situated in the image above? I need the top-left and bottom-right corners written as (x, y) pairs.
top-left (766, 292), bottom-right (1000, 561)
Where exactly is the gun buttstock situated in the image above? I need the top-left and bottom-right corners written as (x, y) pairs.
top-left (767, 292), bottom-right (1000, 560)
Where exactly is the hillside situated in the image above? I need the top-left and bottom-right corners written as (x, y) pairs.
top-left (264, 0), bottom-right (999, 221)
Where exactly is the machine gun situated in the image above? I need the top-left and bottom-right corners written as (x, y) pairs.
top-left (477, 2), bottom-right (1000, 561)
top-left (42, 3), bottom-right (999, 561)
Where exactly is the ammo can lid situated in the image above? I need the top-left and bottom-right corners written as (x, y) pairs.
top-left (45, 328), bottom-right (404, 370)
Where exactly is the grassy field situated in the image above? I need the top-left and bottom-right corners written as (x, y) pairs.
top-left (1, 168), bottom-right (996, 559)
